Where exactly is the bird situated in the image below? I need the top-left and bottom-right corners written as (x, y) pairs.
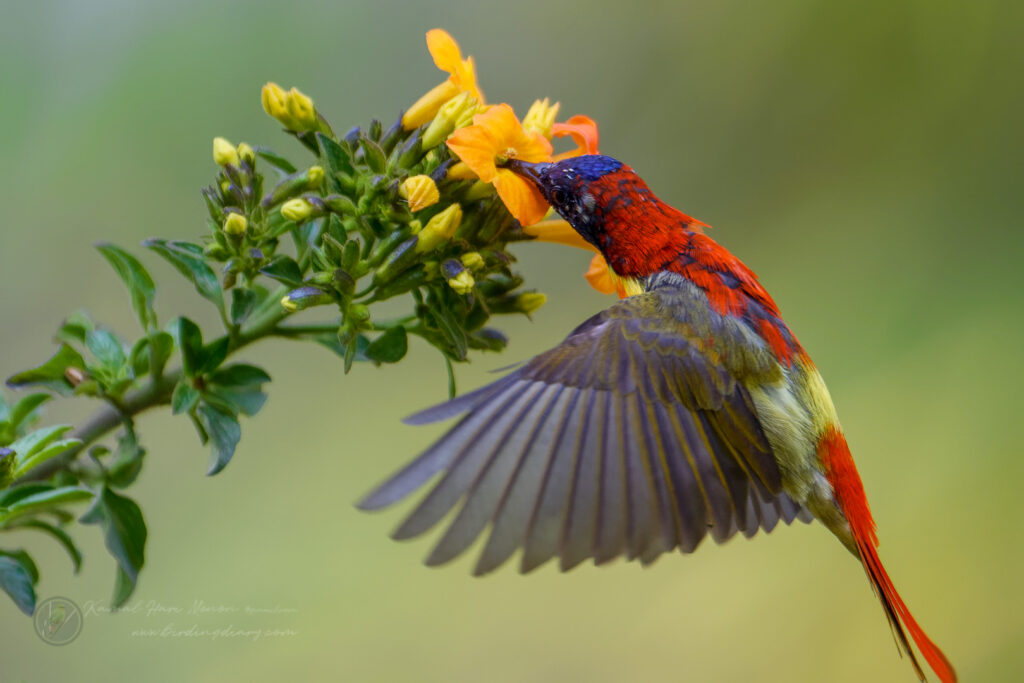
top-left (358, 154), bottom-right (956, 683)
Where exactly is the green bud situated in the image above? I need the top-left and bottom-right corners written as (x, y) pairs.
top-left (516, 292), bottom-right (547, 315)
top-left (348, 303), bottom-right (370, 323)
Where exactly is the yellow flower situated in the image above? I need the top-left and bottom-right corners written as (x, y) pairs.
top-left (446, 161), bottom-right (476, 180)
top-left (222, 212), bottom-right (248, 236)
top-left (446, 104), bottom-right (553, 226)
top-left (400, 175), bottom-right (440, 212)
top-left (522, 98), bottom-right (560, 139)
top-left (403, 29), bottom-right (485, 130)
top-left (447, 270), bottom-right (475, 295)
top-left (213, 137), bottom-right (239, 166)
top-left (415, 203), bottom-right (462, 252)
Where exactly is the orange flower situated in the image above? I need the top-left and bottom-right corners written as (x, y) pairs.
top-left (447, 104), bottom-right (552, 226)
top-left (552, 114), bottom-right (600, 160)
top-left (403, 29), bottom-right (485, 129)
top-left (524, 220), bottom-right (639, 299)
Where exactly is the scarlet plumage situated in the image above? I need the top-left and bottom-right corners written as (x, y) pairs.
top-left (360, 155), bottom-right (955, 683)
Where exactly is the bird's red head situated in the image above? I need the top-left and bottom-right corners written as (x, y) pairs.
top-left (506, 155), bottom-right (708, 278)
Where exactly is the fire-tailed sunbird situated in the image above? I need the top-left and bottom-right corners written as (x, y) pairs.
top-left (359, 155), bottom-right (956, 683)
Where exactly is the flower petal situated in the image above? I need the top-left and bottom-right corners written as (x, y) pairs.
top-left (426, 29), bottom-right (463, 75)
top-left (553, 114), bottom-right (600, 160)
top-left (493, 169), bottom-right (550, 226)
top-left (523, 219), bottom-right (596, 252)
top-left (447, 124), bottom-right (500, 182)
top-left (584, 253), bottom-right (619, 295)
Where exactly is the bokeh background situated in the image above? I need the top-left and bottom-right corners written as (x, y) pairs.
top-left (1, 1), bottom-right (1022, 681)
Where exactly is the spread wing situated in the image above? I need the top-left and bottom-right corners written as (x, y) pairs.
top-left (359, 277), bottom-right (812, 575)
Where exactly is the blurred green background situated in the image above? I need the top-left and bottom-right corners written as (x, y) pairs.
top-left (1, 1), bottom-right (1022, 681)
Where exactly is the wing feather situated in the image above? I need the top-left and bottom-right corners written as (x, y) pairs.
top-left (360, 281), bottom-right (810, 573)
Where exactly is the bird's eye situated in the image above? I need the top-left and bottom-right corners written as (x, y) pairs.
top-left (551, 189), bottom-right (567, 205)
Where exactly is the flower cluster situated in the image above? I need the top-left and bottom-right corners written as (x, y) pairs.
top-left (402, 29), bottom-right (622, 298)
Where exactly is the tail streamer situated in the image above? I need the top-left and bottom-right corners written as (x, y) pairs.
top-left (819, 427), bottom-right (957, 683)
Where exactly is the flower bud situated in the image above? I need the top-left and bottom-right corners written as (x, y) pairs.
top-left (281, 198), bottom-right (315, 223)
top-left (399, 175), bottom-right (440, 212)
top-left (522, 98), bottom-right (561, 139)
top-left (415, 203), bottom-right (463, 253)
top-left (237, 142), bottom-right (255, 164)
top-left (460, 252), bottom-right (485, 271)
top-left (287, 87), bottom-right (318, 131)
top-left (446, 162), bottom-right (476, 181)
top-left (447, 270), bottom-right (475, 295)
top-left (516, 292), bottom-right (547, 314)
top-left (222, 212), bottom-right (248, 236)
top-left (307, 165), bottom-right (325, 189)
top-left (213, 137), bottom-right (239, 166)
top-left (261, 82), bottom-right (298, 129)
top-left (402, 80), bottom-right (461, 130)
top-left (281, 286), bottom-right (332, 312)
top-left (422, 92), bottom-right (480, 149)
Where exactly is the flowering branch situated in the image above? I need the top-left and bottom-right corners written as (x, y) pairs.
top-left (0, 28), bottom-right (603, 617)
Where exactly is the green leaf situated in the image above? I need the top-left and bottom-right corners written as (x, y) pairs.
top-left (106, 431), bottom-right (145, 489)
top-left (112, 566), bottom-right (134, 608)
top-left (14, 438), bottom-right (82, 478)
top-left (144, 239), bottom-right (224, 311)
top-left (317, 132), bottom-right (354, 179)
top-left (176, 317), bottom-right (203, 377)
top-left (202, 388), bottom-right (266, 417)
top-left (361, 138), bottom-right (387, 173)
top-left (8, 425), bottom-right (73, 467)
top-left (7, 344), bottom-right (87, 396)
top-left (0, 483), bottom-right (54, 508)
top-left (2, 393), bottom-right (51, 436)
top-left (79, 487), bottom-right (146, 606)
top-left (197, 337), bottom-right (230, 375)
top-left (196, 403), bottom-right (240, 476)
top-left (128, 331), bottom-right (174, 378)
top-left (171, 381), bottom-right (200, 415)
top-left (56, 311), bottom-right (95, 345)
top-left (365, 326), bottom-right (408, 364)
top-left (254, 146), bottom-right (298, 174)
top-left (259, 255), bottom-right (304, 287)
top-left (208, 364), bottom-right (271, 388)
top-left (0, 555), bottom-right (36, 615)
top-left (19, 521), bottom-right (82, 573)
top-left (85, 328), bottom-right (127, 371)
top-left (96, 243), bottom-right (157, 331)
top-left (230, 288), bottom-right (259, 326)
top-left (0, 486), bottom-right (92, 524)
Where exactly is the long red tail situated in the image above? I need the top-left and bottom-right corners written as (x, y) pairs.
top-left (820, 427), bottom-right (957, 683)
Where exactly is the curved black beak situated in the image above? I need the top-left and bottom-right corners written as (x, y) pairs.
top-left (502, 159), bottom-right (552, 187)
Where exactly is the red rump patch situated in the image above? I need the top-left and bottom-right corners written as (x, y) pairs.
top-left (819, 427), bottom-right (957, 683)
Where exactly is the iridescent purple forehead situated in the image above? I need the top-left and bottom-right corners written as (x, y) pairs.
top-left (552, 154), bottom-right (623, 181)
